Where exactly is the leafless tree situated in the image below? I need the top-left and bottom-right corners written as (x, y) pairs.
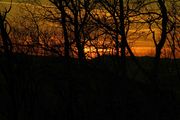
top-left (140, 0), bottom-right (168, 81)
top-left (88, 0), bottom-right (150, 80)
top-left (0, 3), bottom-right (19, 120)
top-left (0, 5), bottom-right (13, 57)
top-left (0, 3), bottom-right (45, 120)
top-left (130, 0), bottom-right (178, 82)
top-left (166, 0), bottom-right (180, 80)
top-left (48, 0), bottom-right (95, 63)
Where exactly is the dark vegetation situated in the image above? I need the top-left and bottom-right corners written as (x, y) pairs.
top-left (0, 0), bottom-right (180, 120)
top-left (0, 54), bottom-right (180, 120)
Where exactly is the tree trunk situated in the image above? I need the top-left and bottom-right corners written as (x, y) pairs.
top-left (74, 12), bottom-right (85, 63)
top-left (0, 14), bottom-right (12, 57)
top-left (152, 0), bottom-right (168, 82)
top-left (119, 0), bottom-right (127, 80)
top-left (59, 1), bottom-right (70, 61)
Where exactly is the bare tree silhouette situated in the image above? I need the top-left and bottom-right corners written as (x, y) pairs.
top-left (88, 0), bottom-right (150, 80)
top-left (0, 6), bottom-right (13, 57)
top-left (49, 0), bottom-right (95, 63)
top-left (0, 3), bottom-right (19, 120)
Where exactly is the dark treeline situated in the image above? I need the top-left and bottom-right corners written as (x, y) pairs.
top-left (0, 0), bottom-right (180, 120)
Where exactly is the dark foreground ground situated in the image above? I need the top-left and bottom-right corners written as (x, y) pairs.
top-left (0, 54), bottom-right (180, 120)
